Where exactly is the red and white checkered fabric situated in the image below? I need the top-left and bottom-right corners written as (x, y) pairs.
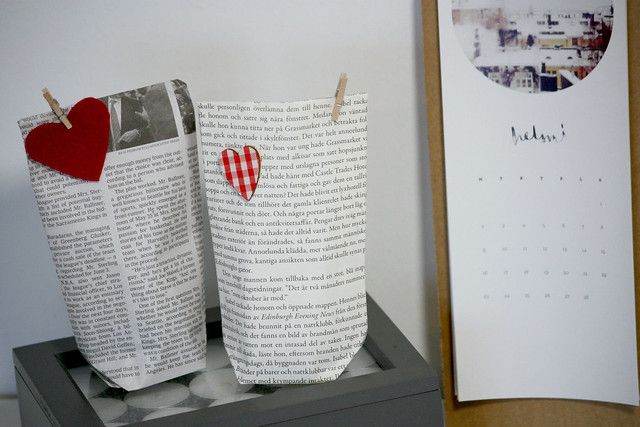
top-left (219, 146), bottom-right (261, 201)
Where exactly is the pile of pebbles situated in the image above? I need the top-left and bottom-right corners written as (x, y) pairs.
top-left (68, 338), bottom-right (381, 425)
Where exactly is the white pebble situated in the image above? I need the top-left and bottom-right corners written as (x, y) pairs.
top-left (205, 338), bottom-right (231, 370)
top-left (124, 382), bottom-right (189, 409)
top-left (88, 398), bottom-right (127, 422)
top-left (189, 368), bottom-right (252, 400)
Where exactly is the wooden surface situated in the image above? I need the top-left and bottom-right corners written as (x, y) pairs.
top-left (421, 0), bottom-right (640, 425)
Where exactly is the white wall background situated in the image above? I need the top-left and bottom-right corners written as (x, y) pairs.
top-left (0, 0), bottom-right (438, 396)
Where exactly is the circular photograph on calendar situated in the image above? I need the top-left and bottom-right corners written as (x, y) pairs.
top-left (451, 0), bottom-right (614, 93)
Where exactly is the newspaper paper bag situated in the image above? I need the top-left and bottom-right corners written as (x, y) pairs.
top-left (18, 80), bottom-right (206, 390)
top-left (198, 95), bottom-right (368, 384)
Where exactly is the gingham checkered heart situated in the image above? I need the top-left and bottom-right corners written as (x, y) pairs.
top-left (219, 146), bottom-right (261, 201)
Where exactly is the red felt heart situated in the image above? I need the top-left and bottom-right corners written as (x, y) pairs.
top-left (219, 146), bottom-right (261, 201)
top-left (25, 97), bottom-right (110, 181)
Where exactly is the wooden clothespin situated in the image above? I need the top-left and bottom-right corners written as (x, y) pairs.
top-left (331, 73), bottom-right (348, 122)
top-left (42, 87), bottom-right (72, 129)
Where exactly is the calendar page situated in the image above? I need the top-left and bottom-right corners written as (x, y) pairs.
top-left (438, 0), bottom-right (638, 405)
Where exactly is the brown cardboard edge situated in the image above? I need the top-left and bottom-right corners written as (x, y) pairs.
top-left (421, 0), bottom-right (640, 425)
top-left (421, 0), bottom-right (452, 408)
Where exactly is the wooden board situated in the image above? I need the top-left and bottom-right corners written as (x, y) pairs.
top-left (421, 0), bottom-right (640, 425)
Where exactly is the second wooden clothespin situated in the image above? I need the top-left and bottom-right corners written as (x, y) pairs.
top-left (42, 87), bottom-right (72, 129)
top-left (331, 73), bottom-right (348, 122)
